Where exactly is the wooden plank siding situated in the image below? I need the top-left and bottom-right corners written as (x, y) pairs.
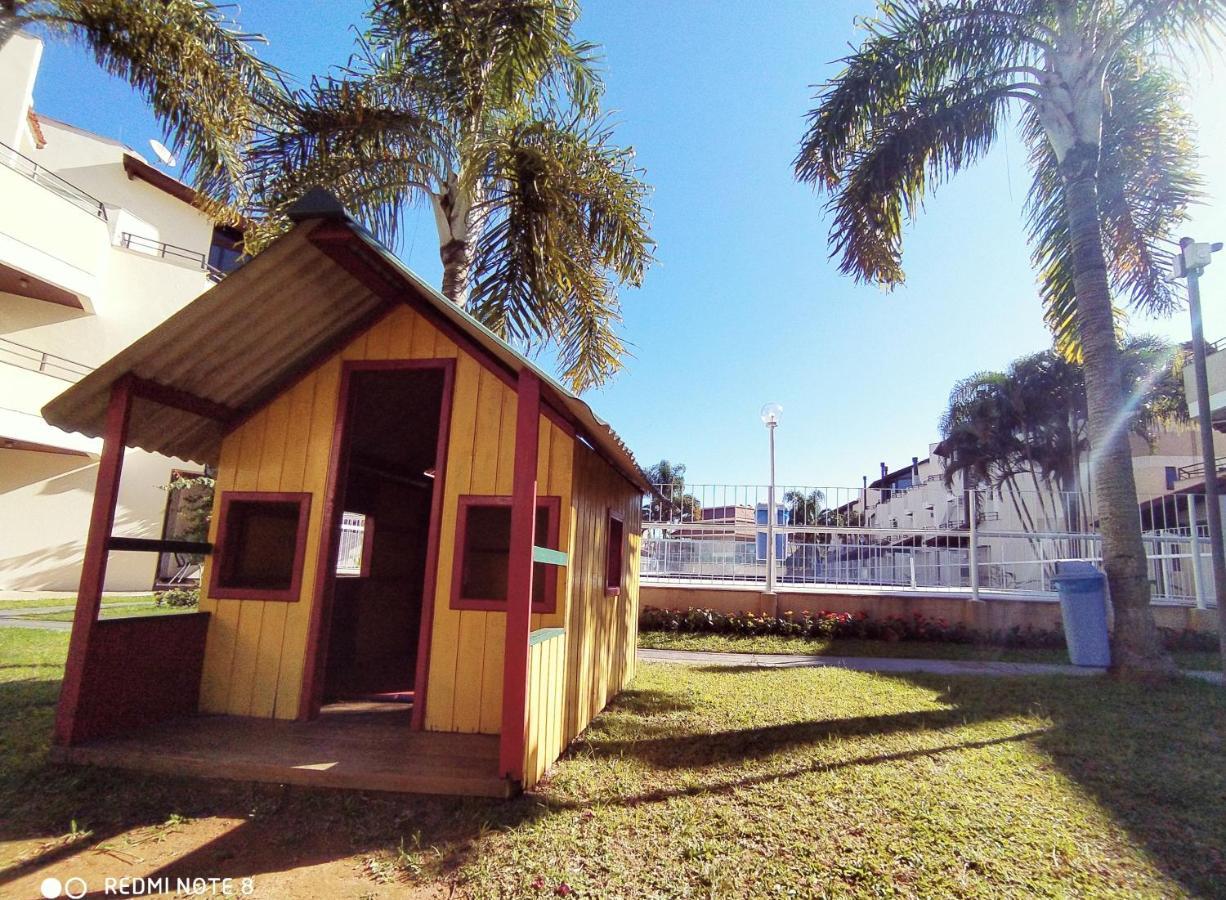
top-left (559, 443), bottom-right (642, 751)
top-left (197, 304), bottom-right (574, 728)
top-left (523, 630), bottom-right (567, 790)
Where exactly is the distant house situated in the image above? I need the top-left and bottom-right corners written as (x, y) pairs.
top-left (0, 32), bottom-right (243, 592)
top-left (43, 191), bottom-right (647, 796)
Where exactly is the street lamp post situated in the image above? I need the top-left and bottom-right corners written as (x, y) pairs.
top-left (1171, 237), bottom-right (1226, 667)
top-left (760, 402), bottom-right (783, 609)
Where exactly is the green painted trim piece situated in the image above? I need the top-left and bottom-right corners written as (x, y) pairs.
top-left (528, 627), bottom-right (565, 647)
top-left (532, 546), bottom-right (569, 567)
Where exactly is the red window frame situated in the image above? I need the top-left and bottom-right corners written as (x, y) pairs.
top-left (450, 494), bottom-right (561, 614)
top-left (605, 508), bottom-right (625, 596)
top-left (210, 491), bottom-right (312, 601)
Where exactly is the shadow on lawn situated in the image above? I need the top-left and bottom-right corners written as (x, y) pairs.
top-left (591, 668), bottom-right (1226, 897)
top-left (4, 659), bottom-right (1224, 896)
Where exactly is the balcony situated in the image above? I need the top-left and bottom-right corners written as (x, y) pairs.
top-left (118, 232), bottom-right (225, 281)
top-left (0, 336), bottom-right (94, 382)
top-left (0, 148), bottom-right (110, 306)
top-left (0, 141), bottom-right (106, 220)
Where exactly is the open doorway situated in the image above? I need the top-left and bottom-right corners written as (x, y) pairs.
top-left (317, 364), bottom-right (447, 717)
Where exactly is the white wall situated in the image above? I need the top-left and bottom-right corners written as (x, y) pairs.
top-left (0, 34), bottom-right (223, 592)
top-left (0, 32), bottom-right (40, 151)
top-left (0, 446), bottom-right (197, 593)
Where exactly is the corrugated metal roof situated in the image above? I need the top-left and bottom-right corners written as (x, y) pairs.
top-left (42, 212), bottom-right (648, 491)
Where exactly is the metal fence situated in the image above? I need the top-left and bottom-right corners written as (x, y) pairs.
top-left (336, 512), bottom-right (368, 576)
top-left (1, 140), bottom-right (106, 219)
top-left (641, 483), bottom-right (1218, 607)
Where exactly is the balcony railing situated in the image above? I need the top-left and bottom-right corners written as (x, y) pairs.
top-left (1177, 456), bottom-right (1226, 482)
top-left (0, 336), bottom-right (94, 382)
top-left (0, 141), bottom-right (107, 220)
top-left (119, 232), bottom-right (223, 280)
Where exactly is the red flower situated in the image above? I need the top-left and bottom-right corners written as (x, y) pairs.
top-left (555, 883), bottom-right (573, 896)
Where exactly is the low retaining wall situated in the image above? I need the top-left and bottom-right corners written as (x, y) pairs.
top-left (640, 585), bottom-right (1218, 634)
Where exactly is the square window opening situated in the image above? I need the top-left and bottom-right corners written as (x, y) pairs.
top-left (453, 496), bottom-right (559, 612)
top-left (213, 493), bottom-right (310, 600)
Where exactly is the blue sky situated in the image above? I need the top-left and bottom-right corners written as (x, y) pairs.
top-left (27, 1), bottom-right (1226, 488)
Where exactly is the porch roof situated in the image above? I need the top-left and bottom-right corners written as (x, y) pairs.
top-left (41, 191), bottom-right (649, 491)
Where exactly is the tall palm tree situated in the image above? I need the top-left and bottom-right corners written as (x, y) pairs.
top-left (795, 0), bottom-right (1217, 678)
top-left (247, 0), bottom-right (653, 392)
top-left (1, 1), bottom-right (279, 213)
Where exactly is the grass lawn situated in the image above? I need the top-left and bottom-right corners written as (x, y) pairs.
top-left (3, 629), bottom-right (1225, 897)
top-left (0, 595), bottom-right (154, 612)
top-left (12, 604), bottom-right (197, 623)
top-left (639, 629), bottom-right (1223, 672)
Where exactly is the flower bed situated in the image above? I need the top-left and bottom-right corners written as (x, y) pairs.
top-left (639, 606), bottom-right (1218, 653)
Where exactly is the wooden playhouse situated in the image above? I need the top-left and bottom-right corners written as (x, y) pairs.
top-left (43, 190), bottom-right (647, 796)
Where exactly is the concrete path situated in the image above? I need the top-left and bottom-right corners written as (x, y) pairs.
top-left (638, 647), bottom-right (1223, 684)
top-left (0, 600), bottom-right (151, 632)
top-left (0, 617), bottom-right (73, 632)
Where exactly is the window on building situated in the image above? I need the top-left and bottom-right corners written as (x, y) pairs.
top-left (605, 510), bottom-right (624, 595)
top-left (453, 496), bottom-right (559, 612)
top-left (208, 226), bottom-right (244, 274)
top-left (212, 492), bottom-right (311, 600)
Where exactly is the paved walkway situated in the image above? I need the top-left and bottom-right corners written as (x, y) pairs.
top-left (0, 600), bottom-right (151, 632)
top-left (638, 648), bottom-right (1223, 683)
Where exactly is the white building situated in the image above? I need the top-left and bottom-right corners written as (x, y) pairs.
top-left (850, 427), bottom-right (1226, 596)
top-left (0, 33), bottom-right (241, 592)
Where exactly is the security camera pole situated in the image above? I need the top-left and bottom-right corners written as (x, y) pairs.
top-left (1173, 237), bottom-right (1226, 664)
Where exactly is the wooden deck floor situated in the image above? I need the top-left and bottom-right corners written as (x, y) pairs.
top-left (52, 702), bottom-right (511, 797)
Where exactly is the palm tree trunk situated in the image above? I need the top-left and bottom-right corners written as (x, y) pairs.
top-left (431, 172), bottom-right (480, 306)
top-left (1061, 141), bottom-right (1174, 679)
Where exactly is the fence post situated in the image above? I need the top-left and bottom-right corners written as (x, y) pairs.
top-left (1189, 493), bottom-right (1207, 609)
top-left (968, 490), bottom-right (981, 601)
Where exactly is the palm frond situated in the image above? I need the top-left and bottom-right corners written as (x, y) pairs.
top-left (797, 0), bottom-right (1054, 284)
top-left (1023, 55), bottom-right (1202, 357)
top-left (244, 72), bottom-right (449, 249)
top-left (468, 114), bottom-right (652, 391)
top-left (36, 0), bottom-right (282, 216)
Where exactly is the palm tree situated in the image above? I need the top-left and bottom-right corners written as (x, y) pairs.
top-left (247, 0), bottom-right (653, 392)
top-left (940, 339), bottom-right (1187, 593)
top-left (794, 0), bottom-right (1217, 678)
top-left (1, 1), bottom-right (279, 213)
top-left (641, 460), bottom-right (701, 523)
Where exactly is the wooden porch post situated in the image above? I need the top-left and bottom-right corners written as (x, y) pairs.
top-left (499, 370), bottom-right (540, 781)
top-left (54, 376), bottom-right (133, 745)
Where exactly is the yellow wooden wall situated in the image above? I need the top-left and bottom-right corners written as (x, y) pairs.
top-left (559, 442), bottom-right (643, 748)
top-left (523, 630), bottom-right (567, 789)
top-left (197, 303), bottom-right (573, 724)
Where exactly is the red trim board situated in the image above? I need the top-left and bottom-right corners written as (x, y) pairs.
top-left (297, 358), bottom-right (456, 728)
top-left (55, 377), bottom-right (133, 745)
top-left (209, 491), bottom-right (312, 602)
top-left (498, 370), bottom-right (540, 782)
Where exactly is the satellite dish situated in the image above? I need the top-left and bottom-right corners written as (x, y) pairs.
top-left (149, 139), bottom-right (177, 167)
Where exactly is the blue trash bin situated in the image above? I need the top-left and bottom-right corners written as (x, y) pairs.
top-left (1051, 561), bottom-right (1111, 667)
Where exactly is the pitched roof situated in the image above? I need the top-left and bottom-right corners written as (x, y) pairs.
top-left (42, 197), bottom-right (649, 492)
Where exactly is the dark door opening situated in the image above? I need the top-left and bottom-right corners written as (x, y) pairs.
top-left (320, 366), bottom-right (444, 709)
